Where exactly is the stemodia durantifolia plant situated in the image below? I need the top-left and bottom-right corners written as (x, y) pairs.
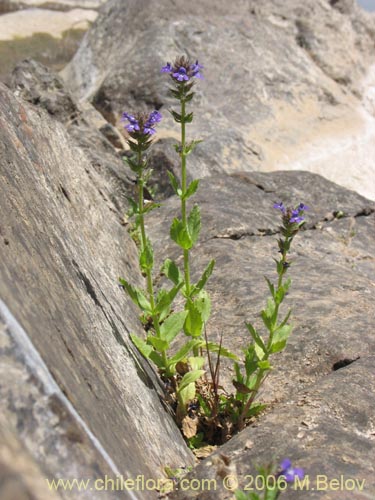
top-left (120, 57), bottom-right (309, 447)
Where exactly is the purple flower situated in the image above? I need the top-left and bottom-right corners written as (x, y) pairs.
top-left (191, 60), bottom-right (204, 79)
top-left (173, 67), bottom-right (189, 82)
top-left (121, 110), bottom-right (162, 136)
top-left (121, 112), bottom-right (140, 133)
top-left (278, 459), bottom-right (304, 483)
top-left (274, 202), bottom-right (286, 214)
top-left (275, 201), bottom-right (308, 225)
top-left (161, 56), bottom-right (203, 83)
top-left (161, 62), bottom-right (172, 73)
top-left (298, 203), bottom-right (309, 211)
top-left (289, 215), bottom-right (304, 224)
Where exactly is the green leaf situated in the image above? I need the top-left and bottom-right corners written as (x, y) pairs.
top-left (191, 259), bottom-right (215, 296)
top-left (245, 323), bottom-right (267, 354)
top-left (264, 276), bottom-right (275, 298)
top-left (182, 179), bottom-right (200, 200)
top-left (184, 92), bottom-right (195, 103)
top-left (254, 342), bottom-right (265, 361)
top-left (257, 360), bottom-right (272, 370)
top-left (188, 356), bottom-right (205, 370)
top-left (148, 351), bottom-right (165, 369)
top-left (196, 393), bottom-right (211, 417)
top-left (177, 370), bottom-right (205, 393)
top-left (170, 218), bottom-right (192, 249)
top-left (161, 259), bottom-right (183, 286)
top-left (184, 112), bottom-right (194, 123)
top-left (234, 491), bottom-right (250, 500)
top-left (279, 309), bottom-right (292, 328)
top-left (178, 382), bottom-right (196, 407)
top-left (126, 196), bottom-right (139, 217)
top-left (270, 324), bottom-right (293, 353)
top-left (130, 333), bottom-right (152, 358)
top-left (168, 339), bottom-right (201, 366)
top-left (147, 335), bottom-right (169, 353)
top-left (170, 109), bottom-right (182, 123)
top-left (203, 342), bottom-right (239, 360)
top-left (187, 205), bottom-right (201, 246)
top-left (139, 238), bottom-right (154, 272)
top-left (184, 140), bottom-right (203, 156)
top-left (184, 292), bottom-right (210, 337)
top-left (142, 202), bottom-right (161, 215)
top-left (160, 311), bottom-right (188, 343)
top-left (119, 278), bottom-right (151, 313)
top-left (167, 171), bottom-right (182, 197)
top-left (155, 282), bottom-right (184, 320)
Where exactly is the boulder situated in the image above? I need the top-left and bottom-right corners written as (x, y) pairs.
top-left (146, 171), bottom-right (375, 400)
top-left (8, 59), bottom-right (134, 214)
top-left (170, 355), bottom-right (375, 499)
top-left (62, 0), bottom-right (375, 199)
top-left (0, 81), bottom-right (194, 498)
top-left (144, 171), bottom-right (375, 498)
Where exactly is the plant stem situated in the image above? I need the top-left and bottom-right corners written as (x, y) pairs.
top-left (137, 152), bottom-right (168, 369)
top-left (180, 95), bottom-right (191, 297)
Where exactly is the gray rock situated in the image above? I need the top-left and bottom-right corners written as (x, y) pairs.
top-left (146, 171), bottom-right (375, 404)
top-left (0, 82), bottom-right (194, 498)
top-left (62, 0), bottom-right (375, 199)
top-left (170, 355), bottom-right (375, 499)
top-left (8, 59), bottom-right (134, 214)
top-left (144, 172), bottom-right (375, 498)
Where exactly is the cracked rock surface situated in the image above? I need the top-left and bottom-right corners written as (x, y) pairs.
top-left (146, 172), bottom-right (375, 498)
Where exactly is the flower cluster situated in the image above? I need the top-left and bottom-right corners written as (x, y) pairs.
top-left (277, 458), bottom-right (304, 483)
top-left (274, 202), bottom-right (309, 224)
top-left (161, 56), bottom-right (203, 82)
top-left (121, 110), bottom-right (162, 136)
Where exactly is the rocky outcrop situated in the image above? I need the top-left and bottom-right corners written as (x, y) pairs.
top-left (62, 0), bottom-right (375, 200)
top-left (171, 356), bottom-right (375, 499)
top-left (146, 171), bottom-right (375, 400)
top-left (144, 171), bottom-right (375, 498)
top-left (0, 81), bottom-right (194, 498)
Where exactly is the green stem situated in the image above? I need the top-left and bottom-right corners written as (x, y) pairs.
top-left (180, 96), bottom-right (191, 297)
top-left (137, 151), bottom-right (168, 369)
top-left (239, 238), bottom-right (291, 430)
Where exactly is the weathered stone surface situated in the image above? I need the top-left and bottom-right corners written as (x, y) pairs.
top-left (63, 0), bottom-right (375, 199)
top-left (8, 59), bottom-right (134, 213)
top-left (171, 355), bottom-right (375, 499)
top-left (0, 81), bottom-right (194, 498)
top-left (146, 171), bottom-right (375, 402)
top-left (144, 172), bottom-right (375, 498)
top-left (0, 415), bottom-right (61, 500)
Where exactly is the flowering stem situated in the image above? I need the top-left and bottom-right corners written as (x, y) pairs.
top-left (180, 95), bottom-right (191, 297)
top-left (136, 152), bottom-right (167, 368)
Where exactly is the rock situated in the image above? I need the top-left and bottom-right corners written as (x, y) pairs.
top-left (146, 171), bottom-right (375, 403)
top-left (0, 415), bottom-right (60, 500)
top-left (170, 356), bottom-right (375, 499)
top-left (62, 0), bottom-right (375, 200)
top-left (143, 171), bottom-right (375, 498)
top-left (0, 81), bottom-right (194, 496)
top-left (8, 59), bottom-right (134, 214)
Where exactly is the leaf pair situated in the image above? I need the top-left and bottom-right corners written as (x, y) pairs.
top-left (170, 205), bottom-right (201, 250)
